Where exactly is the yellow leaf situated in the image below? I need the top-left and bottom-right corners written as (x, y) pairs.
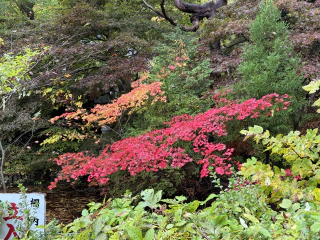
top-left (65, 73), bottom-right (71, 78)
top-left (314, 188), bottom-right (320, 201)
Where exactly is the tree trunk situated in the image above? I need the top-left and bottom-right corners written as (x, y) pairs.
top-left (0, 141), bottom-right (7, 193)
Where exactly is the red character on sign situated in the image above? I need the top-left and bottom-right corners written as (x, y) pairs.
top-left (3, 202), bottom-right (23, 240)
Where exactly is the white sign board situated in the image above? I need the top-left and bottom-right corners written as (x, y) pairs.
top-left (0, 193), bottom-right (45, 240)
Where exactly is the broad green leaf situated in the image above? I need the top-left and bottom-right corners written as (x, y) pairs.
top-left (175, 195), bottom-right (187, 202)
top-left (314, 98), bottom-right (320, 108)
top-left (259, 227), bottom-right (272, 237)
top-left (95, 233), bottom-right (107, 240)
top-left (235, 207), bottom-right (242, 212)
top-left (175, 220), bottom-right (187, 227)
top-left (198, 221), bottom-right (216, 235)
top-left (253, 125), bottom-right (264, 134)
top-left (303, 80), bottom-right (320, 94)
top-left (174, 208), bottom-right (182, 222)
top-left (310, 215), bottom-right (320, 221)
top-left (240, 129), bottom-right (249, 135)
top-left (109, 232), bottom-right (120, 240)
top-left (92, 217), bottom-right (103, 236)
top-left (155, 190), bottom-right (163, 202)
top-left (166, 224), bottom-right (174, 229)
top-left (144, 228), bottom-right (155, 240)
top-left (243, 213), bottom-right (259, 224)
top-left (314, 188), bottom-right (320, 201)
top-left (310, 222), bottom-right (320, 233)
top-left (140, 189), bottom-right (162, 210)
top-left (185, 223), bottom-right (197, 234)
top-left (186, 200), bottom-right (200, 212)
top-left (82, 209), bottom-right (89, 216)
top-left (200, 193), bottom-right (216, 205)
top-left (273, 166), bottom-right (281, 174)
top-left (126, 226), bottom-right (143, 240)
top-left (292, 203), bottom-right (301, 211)
top-left (279, 199), bottom-right (292, 209)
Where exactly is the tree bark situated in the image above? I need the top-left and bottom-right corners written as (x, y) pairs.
top-left (0, 141), bottom-right (7, 193)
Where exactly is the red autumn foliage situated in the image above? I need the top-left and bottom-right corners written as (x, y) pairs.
top-left (49, 93), bottom-right (290, 189)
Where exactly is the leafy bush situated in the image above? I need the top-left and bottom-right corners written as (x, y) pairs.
top-left (18, 183), bottom-right (320, 239)
top-left (240, 125), bottom-right (320, 204)
top-left (49, 93), bottom-right (290, 189)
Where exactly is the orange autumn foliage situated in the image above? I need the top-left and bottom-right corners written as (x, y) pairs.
top-left (50, 73), bottom-right (166, 126)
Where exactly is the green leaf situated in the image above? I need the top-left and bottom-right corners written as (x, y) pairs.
top-left (200, 193), bottom-right (216, 205)
top-left (175, 195), bottom-right (187, 202)
top-left (175, 220), bottom-right (187, 227)
top-left (186, 200), bottom-right (200, 212)
top-left (279, 199), bottom-right (292, 209)
top-left (166, 224), bottom-right (174, 229)
top-left (140, 189), bottom-right (162, 210)
top-left (185, 223), bottom-right (197, 234)
top-left (95, 233), bottom-right (107, 240)
top-left (109, 232), bottom-right (121, 240)
top-left (144, 228), bottom-right (155, 240)
top-left (82, 209), bottom-right (89, 216)
top-left (314, 188), bottom-right (320, 201)
top-left (240, 129), bottom-right (249, 135)
top-left (92, 217), bottom-right (103, 236)
top-left (292, 203), bottom-right (301, 211)
top-left (313, 98), bottom-right (320, 108)
top-left (243, 213), bottom-right (259, 224)
top-left (303, 80), bottom-right (320, 94)
top-left (253, 125), bottom-right (264, 134)
top-left (259, 227), bottom-right (272, 237)
top-left (126, 226), bottom-right (143, 240)
top-left (310, 222), bottom-right (320, 233)
top-left (198, 221), bottom-right (216, 234)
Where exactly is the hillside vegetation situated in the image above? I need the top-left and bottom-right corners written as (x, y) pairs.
top-left (0, 0), bottom-right (320, 239)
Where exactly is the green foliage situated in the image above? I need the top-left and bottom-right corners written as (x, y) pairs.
top-left (125, 29), bottom-right (213, 136)
top-left (303, 79), bottom-right (320, 112)
top-left (234, 0), bottom-right (306, 133)
top-left (0, 48), bottom-right (40, 109)
top-left (1, 1), bottom-right (320, 238)
top-left (106, 167), bottom-right (188, 198)
top-left (39, 127), bottom-right (87, 153)
top-left (240, 125), bottom-right (320, 203)
top-left (19, 183), bottom-right (320, 239)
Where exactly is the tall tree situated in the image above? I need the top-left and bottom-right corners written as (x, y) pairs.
top-left (235, 0), bottom-right (306, 133)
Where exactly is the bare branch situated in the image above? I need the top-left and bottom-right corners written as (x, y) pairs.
top-left (143, 0), bottom-right (178, 26)
top-left (143, 0), bottom-right (165, 18)
top-left (143, 0), bottom-right (228, 32)
top-left (143, 0), bottom-right (199, 31)
top-left (160, 0), bottom-right (178, 26)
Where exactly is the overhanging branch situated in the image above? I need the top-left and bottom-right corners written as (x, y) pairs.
top-left (143, 0), bottom-right (228, 32)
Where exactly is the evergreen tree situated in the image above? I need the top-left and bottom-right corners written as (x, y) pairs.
top-left (235, 0), bottom-right (306, 133)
